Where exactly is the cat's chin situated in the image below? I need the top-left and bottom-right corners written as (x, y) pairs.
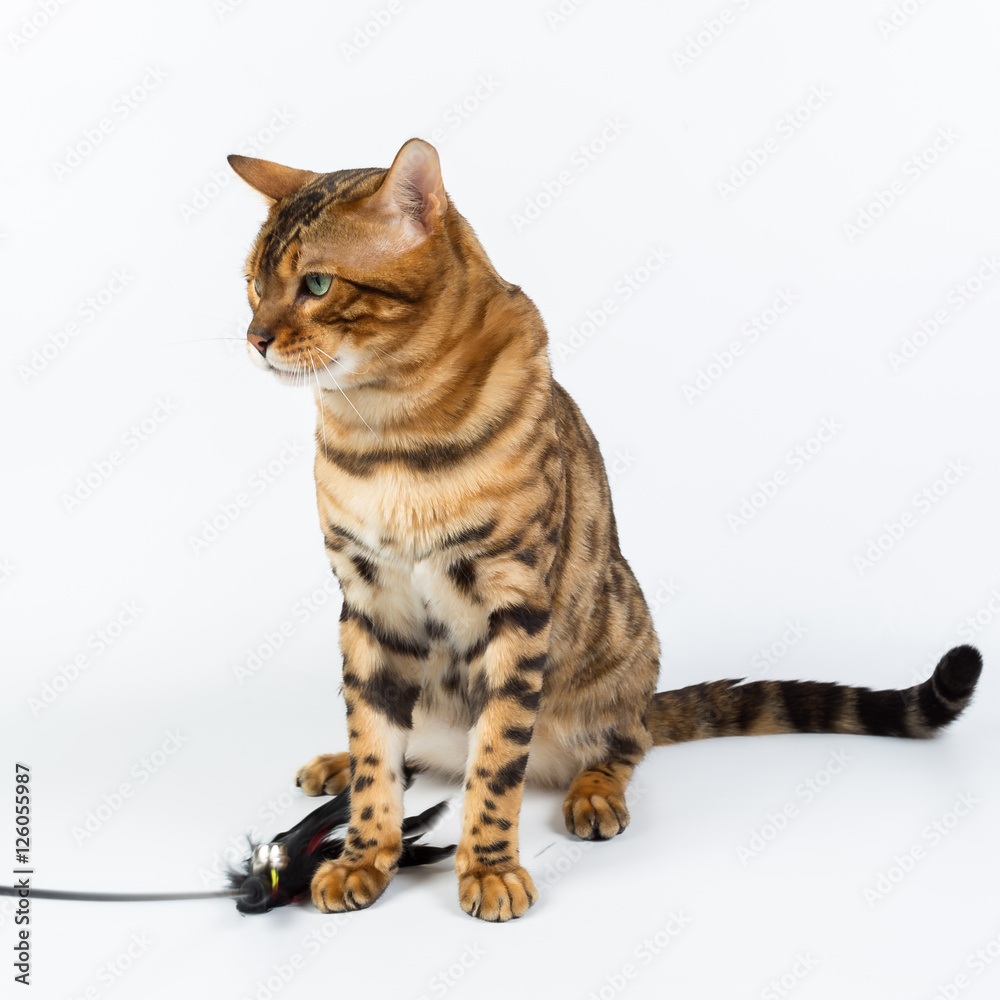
top-left (245, 343), bottom-right (311, 387)
top-left (253, 361), bottom-right (310, 387)
top-left (268, 365), bottom-right (311, 387)
top-left (266, 362), bottom-right (359, 392)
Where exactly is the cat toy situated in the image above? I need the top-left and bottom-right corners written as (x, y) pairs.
top-left (0, 785), bottom-right (455, 914)
top-left (228, 788), bottom-right (455, 914)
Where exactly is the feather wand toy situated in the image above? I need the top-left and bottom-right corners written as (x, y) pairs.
top-left (0, 785), bottom-right (455, 914)
top-left (228, 787), bottom-right (455, 914)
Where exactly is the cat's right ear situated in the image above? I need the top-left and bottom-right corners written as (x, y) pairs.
top-left (227, 155), bottom-right (316, 203)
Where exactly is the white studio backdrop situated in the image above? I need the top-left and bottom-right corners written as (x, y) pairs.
top-left (2, 1), bottom-right (999, 998)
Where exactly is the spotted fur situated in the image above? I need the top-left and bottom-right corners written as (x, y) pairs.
top-left (228, 139), bottom-right (983, 921)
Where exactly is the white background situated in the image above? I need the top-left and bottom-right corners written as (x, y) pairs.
top-left (2, 0), bottom-right (999, 998)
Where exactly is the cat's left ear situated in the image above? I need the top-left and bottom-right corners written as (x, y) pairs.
top-left (227, 155), bottom-right (316, 202)
top-left (370, 138), bottom-right (448, 240)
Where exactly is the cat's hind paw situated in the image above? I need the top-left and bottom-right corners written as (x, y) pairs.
top-left (563, 785), bottom-right (630, 840)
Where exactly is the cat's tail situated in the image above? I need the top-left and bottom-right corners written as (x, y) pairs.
top-left (646, 645), bottom-right (982, 746)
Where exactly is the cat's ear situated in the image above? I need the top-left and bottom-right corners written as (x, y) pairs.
top-left (370, 138), bottom-right (448, 239)
top-left (227, 155), bottom-right (316, 202)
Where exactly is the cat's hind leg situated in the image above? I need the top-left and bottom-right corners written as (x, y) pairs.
top-left (562, 729), bottom-right (650, 840)
top-left (295, 753), bottom-right (351, 796)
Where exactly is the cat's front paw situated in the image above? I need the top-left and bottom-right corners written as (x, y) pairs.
top-left (563, 789), bottom-right (630, 840)
top-left (295, 752), bottom-right (350, 796)
top-left (310, 859), bottom-right (394, 913)
top-left (458, 866), bottom-right (537, 922)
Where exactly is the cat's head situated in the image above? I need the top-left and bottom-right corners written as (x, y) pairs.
top-left (228, 138), bottom-right (453, 393)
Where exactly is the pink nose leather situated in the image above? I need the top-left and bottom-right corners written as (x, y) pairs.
top-left (247, 322), bottom-right (274, 357)
top-left (248, 331), bottom-right (271, 356)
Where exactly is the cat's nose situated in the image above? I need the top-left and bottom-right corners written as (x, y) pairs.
top-left (247, 321), bottom-right (275, 357)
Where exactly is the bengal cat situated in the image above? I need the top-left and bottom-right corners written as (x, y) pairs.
top-left (227, 138), bottom-right (982, 921)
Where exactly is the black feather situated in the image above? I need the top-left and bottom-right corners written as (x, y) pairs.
top-left (226, 785), bottom-right (455, 914)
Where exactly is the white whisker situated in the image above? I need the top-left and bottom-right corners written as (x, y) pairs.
top-left (309, 356), bottom-right (330, 453)
top-left (371, 343), bottom-right (405, 364)
top-left (328, 370), bottom-right (379, 440)
top-left (156, 337), bottom-right (246, 345)
top-left (313, 346), bottom-right (371, 376)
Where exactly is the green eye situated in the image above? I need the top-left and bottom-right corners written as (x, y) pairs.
top-left (253, 277), bottom-right (261, 296)
top-left (305, 273), bottom-right (332, 296)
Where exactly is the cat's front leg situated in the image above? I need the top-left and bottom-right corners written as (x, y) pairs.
top-left (456, 600), bottom-right (551, 921)
top-left (310, 601), bottom-right (423, 913)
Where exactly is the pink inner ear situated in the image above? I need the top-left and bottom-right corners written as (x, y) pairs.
top-left (378, 139), bottom-right (448, 233)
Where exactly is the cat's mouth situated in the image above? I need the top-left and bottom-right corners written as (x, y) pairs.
top-left (266, 362), bottom-right (311, 386)
top-left (246, 341), bottom-right (314, 386)
top-left (247, 341), bottom-right (366, 391)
